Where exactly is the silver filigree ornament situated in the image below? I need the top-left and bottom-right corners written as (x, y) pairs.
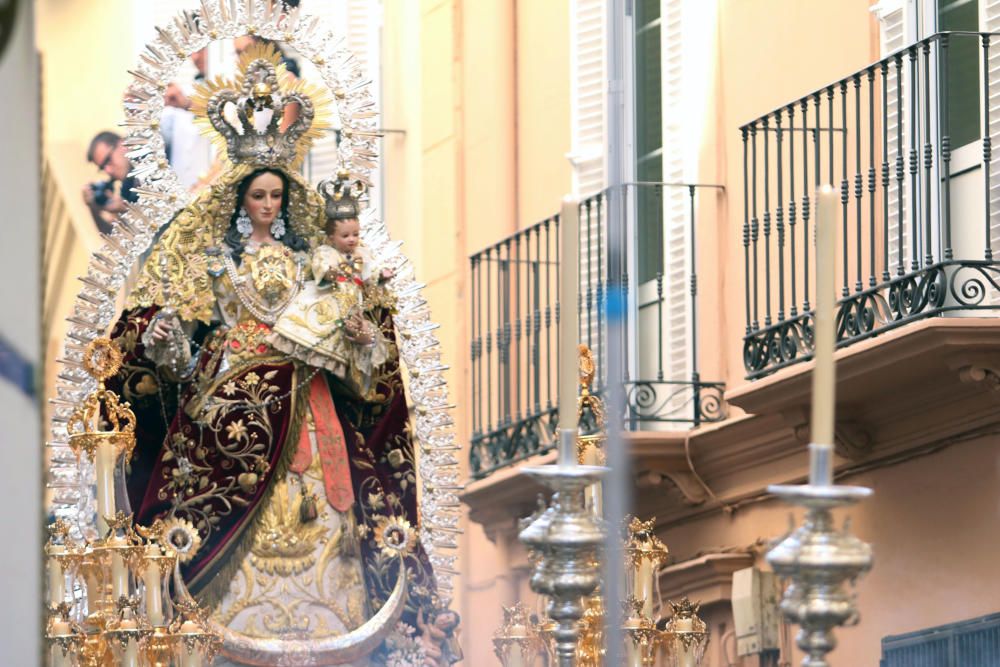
top-left (47, 0), bottom-right (462, 602)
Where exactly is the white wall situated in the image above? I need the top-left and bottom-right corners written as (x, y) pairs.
top-left (0, 1), bottom-right (41, 664)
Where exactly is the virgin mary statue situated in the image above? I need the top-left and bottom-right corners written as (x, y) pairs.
top-left (96, 41), bottom-right (459, 666)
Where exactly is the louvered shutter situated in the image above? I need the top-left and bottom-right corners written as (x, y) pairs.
top-left (661, 0), bottom-right (689, 390)
top-left (873, 0), bottom-right (908, 275)
top-left (570, 0), bottom-right (606, 197)
top-left (881, 638), bottom-right (950, 666)
top-left (881, 613), bottom-right (1000, 666)
top-left (571, 1), bottom-right (607, 378)
top-left (984, 0), bottom-right (1000, 261)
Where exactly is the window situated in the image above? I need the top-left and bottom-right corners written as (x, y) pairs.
top-left (881, 613), bottom-right (1000, 666)
top-left (634, 0), bottom-right (663, 284)
top-left (938, 0), bottom-right (980, 147)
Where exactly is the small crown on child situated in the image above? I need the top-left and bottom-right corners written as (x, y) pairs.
top-left (319, 169), bottom-right (368, 220)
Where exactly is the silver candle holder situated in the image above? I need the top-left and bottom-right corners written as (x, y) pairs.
top-left (766, 443), bottom-right (873, 667)
top-left (518, 429), bottom-right (607, 667)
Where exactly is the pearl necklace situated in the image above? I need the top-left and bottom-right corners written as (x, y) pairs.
top-left (223, 250), bottom-right (304, 325)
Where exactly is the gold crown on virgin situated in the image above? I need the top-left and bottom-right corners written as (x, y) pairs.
top-left (190, 42), bottom-right (331, 169)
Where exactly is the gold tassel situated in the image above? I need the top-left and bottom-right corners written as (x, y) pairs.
top-left (340, 506), bottom-right (361, 559)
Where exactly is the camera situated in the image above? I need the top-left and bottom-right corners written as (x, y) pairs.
top-left (89, 180), bottom-right (115, 208)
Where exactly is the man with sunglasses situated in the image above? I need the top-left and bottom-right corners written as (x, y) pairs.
top-left (81, 131), bottom-right (138, 234)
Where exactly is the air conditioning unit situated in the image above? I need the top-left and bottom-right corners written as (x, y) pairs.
top-left (731, 566), bottom-right (781, 656)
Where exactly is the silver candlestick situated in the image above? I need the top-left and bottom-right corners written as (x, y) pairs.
top-left (519, 433), bottom-right (606, 667)
top-left (766, 443), bottom-right (873, 667)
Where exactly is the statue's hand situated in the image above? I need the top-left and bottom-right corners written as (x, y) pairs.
top-left (150, 314), bottom-right (179, 342)
top-left (344, 312), bottom-right (374, 345)
top-left (141, 311), bottom-right (193, 377)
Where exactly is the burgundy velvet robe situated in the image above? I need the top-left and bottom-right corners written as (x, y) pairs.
top-left (107, 305), bottom-right (437, 629)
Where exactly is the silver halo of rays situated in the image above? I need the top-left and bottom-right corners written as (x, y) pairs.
top-left (46, 0), bottom-right (461, 605)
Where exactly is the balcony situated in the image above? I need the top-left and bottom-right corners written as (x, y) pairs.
top-left (741, 31), bottom-right (1000, 380)
top-left (468, 187), bottom-right (725, 479)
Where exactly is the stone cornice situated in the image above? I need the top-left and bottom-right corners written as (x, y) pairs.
top-left (463, 319), bottom-right (1000, 537)
top-left (657, 552), bottom-right (756, 609)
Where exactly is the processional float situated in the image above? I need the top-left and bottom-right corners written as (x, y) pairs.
top-left (45, 1), bottom-right (462, 665)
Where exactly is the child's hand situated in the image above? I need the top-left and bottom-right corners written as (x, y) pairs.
top-left (379, 268), bottom-right (394, 283)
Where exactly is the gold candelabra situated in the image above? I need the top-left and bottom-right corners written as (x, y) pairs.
top-left (44, 339), bottom-right (220, 667)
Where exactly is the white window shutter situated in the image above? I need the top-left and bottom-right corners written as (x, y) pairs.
top-left (985, 0), bottom-right (1000, 256)
top-left (873, 0), bottom-right (908, 274)
top-left (571, 0), bottom-right (607, 374)
top-left (569, 0), bottom-right (606, 197)
top-left (661, 0), bottom-right (689, 389)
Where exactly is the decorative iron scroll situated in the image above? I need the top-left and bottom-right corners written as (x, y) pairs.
top-left (742, 261), bottom-right (996, 379)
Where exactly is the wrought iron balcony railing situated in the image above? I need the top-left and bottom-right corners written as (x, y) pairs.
top-left (469, 187), bottom-right (725, 480)
top-left (743, 31), bottom-right (1000, 379)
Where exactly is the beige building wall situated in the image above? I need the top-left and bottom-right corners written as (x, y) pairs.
top-left (381, 1), bottom-right (572, 662)
top-left (36, 0), bottom-right (137, 149)
top-left (515, 0), bottom-right (572, 226)
top-left (385, 0), bottom-right (1000, 666)
top-left (704, 0), bottom-right (882, 396)
top-left (654, 437), bottom-right (1000, 666)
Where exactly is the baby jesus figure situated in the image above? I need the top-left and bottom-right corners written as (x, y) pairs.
top-left (269, 179), bottom-right (392, 395)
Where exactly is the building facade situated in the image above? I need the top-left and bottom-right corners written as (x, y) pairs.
top-left (379, 1), bottom-right (1000, 665)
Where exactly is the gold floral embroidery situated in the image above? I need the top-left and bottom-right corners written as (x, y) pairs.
top-left (226, 419), bottom-right (249, 442)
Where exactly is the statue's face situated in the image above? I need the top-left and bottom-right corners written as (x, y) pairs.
top-left (242, 172), bottom-right (284, 231)
top-left (328, 218), bottom-right (360, 255)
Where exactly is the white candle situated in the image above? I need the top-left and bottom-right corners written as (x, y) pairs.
top-left (143, 548), bottom-right (164, 626)
top-left (51, 646), bottom-right (70, 667)
top-left (672, 616), bottom-right (696, 667)
top-left (558, 195), bottom-right (580, 436)
top-left (118, 617), bottom-right (140, 667)
top-left (179, 621), bottom-right (204, 667)
top-left (95, 440), bottom-right (117, 536)
top-left (110, 546), bottom-right (129, 599)
top-left (811, 185), bottom-right (838, 484)
top-left (48, 546), bottom-right (66, 606)
top-left (84, 569), bottom-right (101, 617)
top-left (634, 559), bottom-right (654, 618)
top-left (506, 643), bottom-right (525, 667)
top-left (625, 637), bottom-right (643, 667)
top-left (49, 620), bottom-right (71, 667)
top-left (122, 640), bottom-right (140, 667)
top-left (504, 622), bottom-right (528, 667)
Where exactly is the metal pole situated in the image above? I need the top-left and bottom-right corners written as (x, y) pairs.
top-left (604, 0), bottom-right (630, 664)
